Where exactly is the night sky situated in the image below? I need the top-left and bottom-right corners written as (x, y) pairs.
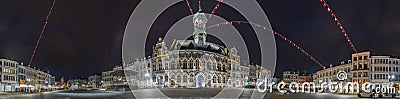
top-left (1, 0), bottom-right (400, 80)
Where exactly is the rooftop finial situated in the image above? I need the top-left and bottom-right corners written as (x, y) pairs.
top-left (198, 0), bottom-right (202, 12)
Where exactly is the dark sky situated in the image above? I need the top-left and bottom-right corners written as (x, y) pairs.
top-left (1, 0), bottom-right (400, 80)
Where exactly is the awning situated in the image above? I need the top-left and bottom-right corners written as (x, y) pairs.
top-left (19, 84), bottom-right (28, 88)
top-left (28, 85), bottom-right (34, 88)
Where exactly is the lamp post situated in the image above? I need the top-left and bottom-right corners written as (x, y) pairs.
top-left (389, 75), bottom-right (395, 82)
top-left (101, 81), bottom-right (104, 88)
top-left (145, 72), bottom-right (150, 88)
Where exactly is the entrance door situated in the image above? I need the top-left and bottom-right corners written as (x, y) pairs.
top-left (196, 73), bottom-right (205, 88)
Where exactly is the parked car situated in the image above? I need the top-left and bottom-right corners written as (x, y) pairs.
top-left (244, 84), bottom-right (256, 89)
top-left (357, 90), bottom-right (376, 98)
top-left (377, 92), bottom-right (396, 98)
top-left (174, 85), bottom-right (186, 88)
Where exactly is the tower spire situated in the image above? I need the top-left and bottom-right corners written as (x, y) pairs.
top-left (193, 0), bottom-right (207, 46)
top-left (198, 0), bottom-right (202, 12)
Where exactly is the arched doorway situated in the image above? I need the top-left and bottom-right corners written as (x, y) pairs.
top-left (196, 72), bottom-right (206, 88)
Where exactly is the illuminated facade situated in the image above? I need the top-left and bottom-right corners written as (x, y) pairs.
top-left (0, 58), bottom-right (55, 92)
top-left (101, 66), bottom-right (127, 88)
top-left (127, 5), bottom-right (271, 88)
top-left (314, 51), bottom-right (400, 85)
top-left (298, 75), bottom-right (313, 83)
top-left (282, 71), bottom-right (298, 83)
top-left (351, 52), bottom-right (370, 84)
top-left (88, 75), bottom-right (102, 88)
top-left (370, 56), bottom-right (400, 83)
top-left (0, 59), bottom-right (18, 92)
top-left (314, 61), bottom-right (352, 83)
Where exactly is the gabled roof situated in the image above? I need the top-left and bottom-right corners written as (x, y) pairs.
top-left (171, 40), bottom-right (228, 55)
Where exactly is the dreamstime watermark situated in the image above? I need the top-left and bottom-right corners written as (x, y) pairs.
top-left (256, 71), bottom-right (397, 94)
top-left (258, 81), bottom-right (396, 94)
top-left (337, 70), bottom-right (347, 81)
top-left (257, 78), bottom-right (397, 94)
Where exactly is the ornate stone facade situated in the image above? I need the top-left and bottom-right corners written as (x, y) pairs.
top-left (126, 4), bottom-right (270, 88)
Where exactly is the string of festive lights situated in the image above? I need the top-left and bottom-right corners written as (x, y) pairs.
top-left (207, 21), bottom-right (326, 69)
top-left (185, 0), bottom-right (194, 15)
top-left (318, 0), bottom-right (357, 53)
top-left (28, 0), bottom-right (57, 66)
top-left (207, 0), bottom-right (224, 19)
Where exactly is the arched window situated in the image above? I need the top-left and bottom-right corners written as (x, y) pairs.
top-left (183, 74), bottom-right (188, 83)
top-left (213, 75), bottom-right (217, 83)
top-left (218, 75), bottom-right (222, 83)
top-left (209, 60), bottom-right (214, 70)
top-left (165, 62), bottom-right (169, 70)
top-left (177, 73), bottom-right (182, 83)
top-left (222, 76), bottom-right (226, 83)
top-left (221, 64), bottom-right (225, 71)
top-left (218, 62), bottom-right (222, 71)
top-left (199, 59), bottom-right (203, 70)
top-left (165, 74), bottom-right (169, 82)
top-left (195, 59), bottom-right (200, 69)
top-left (189, 74), bottom-right (194, 82)
top-left (215, 62), bottom-right (218, 71)
top-left (215, 61), bottom-right (219, 71)
top-left (183, 59), bottom-right (187, 69)
top-left (180, 59), bottom-right (184, 69)
top-left (189, 59), bottom-right (193, 69)
top-left (171, 60), bottom-right (176, 70)
top-left (158, 63), bottom-right (162, 71)
top-left (170, 73), bottom-right (175, 80)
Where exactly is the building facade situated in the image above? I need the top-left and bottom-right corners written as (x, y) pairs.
top-left (0, 58), bottom-right (55, 92)
top-left (67, 79), bottom-right (88, 89)
top-left (351, 52), bottom-right (370, 84)
top-left (0, 59), bottom-right (18, 92)
top-left (298, 75), bottom-right (313, 83)
top-left (314, 61), bottom-right (352, 83)
top-left (370, 56), bottom-right (400, 83)
top-left (88, 75), bottom-right (102, 88)
top-left (313, 51), bottom-right (400, 93)
top-left (101, 66), bottom-right (127, 88)
top-left (282, 71), bottom-right (299, 83)
top-left (126, 6), bottom-right (270, 89)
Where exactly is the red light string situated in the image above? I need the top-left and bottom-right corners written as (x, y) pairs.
top-left (208, 21), bottom-right (326, 69)
top-left (185, 0), bottom-right (194, 15)
top-left (318, 0), bottom-right (357, 53)
top-left (207, 0), bottom-right (224, 19)
top-left (29, 0), bottom-right (57, 66)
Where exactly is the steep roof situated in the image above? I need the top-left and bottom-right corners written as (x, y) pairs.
top-left (171, 40), bottom-right (228, 56)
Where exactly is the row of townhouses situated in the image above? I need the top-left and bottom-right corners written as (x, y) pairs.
top-left (101, 66), bottom-right (127, 89)
top-left (282, 70), bottom-right (313, 83)
top-left (81, 66), bottom-right (128, 90)
top-left (66, 65), bottom-right (128, 90)
top-left (0, 58), bottom-right (55, 92)
top-left (313, 51), bottom-right (400, 93)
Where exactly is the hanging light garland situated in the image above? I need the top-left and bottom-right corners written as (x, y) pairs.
top-left (29, 0), bottom-right (57, 66)
top-left (318, 0), bottom-right (357, 53)
top-left (208, 21), bottom-right (326, 69)
top-left (185, 0), bottom-right (194, 15)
